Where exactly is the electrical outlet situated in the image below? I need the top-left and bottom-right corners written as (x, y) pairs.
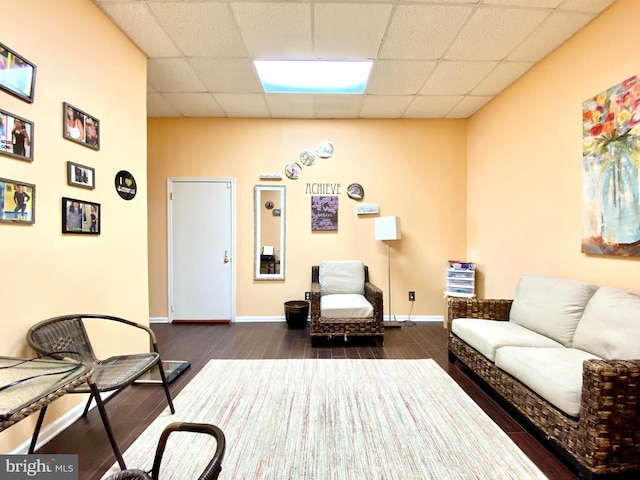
top-left (305, 291), bottom-right (311, 301)
top-left (408, 291), bottom-right (415, 302)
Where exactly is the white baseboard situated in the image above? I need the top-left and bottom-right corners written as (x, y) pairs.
top-left (151, 316), bottom-right (443, 324)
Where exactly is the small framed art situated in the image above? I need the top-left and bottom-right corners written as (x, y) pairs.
top-left (0, 178), bottom-right (35, 224)
top-left (67, 161), bottom-right (95, 189)
top-left (62, 197), bottom-right (100, 234)
top-left (63, 102), bottom-right (99, 150)
top-left (0, 109), bottom-right (33, 161)
top-left (0, 42), bottom-right (36, 103)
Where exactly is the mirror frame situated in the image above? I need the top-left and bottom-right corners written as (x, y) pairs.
top-left (254, 185), bottom-right (285, 280)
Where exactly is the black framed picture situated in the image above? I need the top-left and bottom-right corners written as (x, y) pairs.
top-left (62, 197), bottom-right (100, 234)
top-left (67, 161), bottom-right (95, 189)
top-left (0, 177), bottom-right (35, 224)
top-left (63, 102), bottom-right (99, 150)
top-left (0, 42), bottom-right (36, 103)
top-left (0, 108), bottom-right (33, 162)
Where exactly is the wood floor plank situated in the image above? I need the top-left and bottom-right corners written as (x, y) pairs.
top-left (35, 322), bottom-right (579, 479)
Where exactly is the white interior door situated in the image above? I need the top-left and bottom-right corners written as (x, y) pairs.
top-left (168, 179), bottom-right (233, 322)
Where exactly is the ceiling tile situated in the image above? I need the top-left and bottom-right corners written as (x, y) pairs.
top-left (231, 2), bottom-right (312, 58)
top-left (559, 0), bottom-right (617, 14)
top-left (147, 93), bottom-right (182, 118)
top-left (380, 4), bottom-right (473, 59)
top-left (360, 96), bottom-right (413, 118)
top-left (99, 2), bottom-right (181, 57)
top-left (445, 7), bottom-right (550, 60)
top-left (446, 95), bottom-right (493, 118)
top-left (507, 11), bottom-right (594, 62)
top-left (421, 61), bottom-right (497, 95)
top-left (147, 58), bottom-right (207, 92)
top-left (470, 61), bottom-right (532, 95)
top-left (265, 94), bottom-right (316, 118)
top-left (313, 95), bottom-right (364, 118)
top-left (214, 94), bottom-right (271, 118)
top-left (367, 60), bottom-right (437, 95)
top-left (403, 96), bottom-right (464, 118)
top-left (189, 58), bottom-right (262, 94)
top-left (162, 93), bottom-right (226, 117)
top-left (149, 2), bottom-right (246, 57)
top-left (314, 3), bottom-right (392, 58)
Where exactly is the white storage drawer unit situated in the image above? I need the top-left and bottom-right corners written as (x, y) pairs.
top-left (445, 263), bottom-right (475, 297)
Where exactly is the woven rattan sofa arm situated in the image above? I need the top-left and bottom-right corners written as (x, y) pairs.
top-left (364, 282), bottom-right (383, 316)
top-left (579, 359), bottom-right (640, 471)
top-left (447, 298), bottom-right (513, 330)
top-left (310, 283), bottom-right (321, 321)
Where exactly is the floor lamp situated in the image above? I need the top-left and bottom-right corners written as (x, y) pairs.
top-left (374, 216), bottom-right (402, 328)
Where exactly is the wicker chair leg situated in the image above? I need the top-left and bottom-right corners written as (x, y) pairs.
top-left (448, 350), bottom-right (457, 363)
top-left (82, 393), bottom-right (94, 417)
top-left (28, 406), bottom-right (47, 453)
top-left (88, 379), bottom-right (126, 470)
top-left (311, 337), bottom-right (318, 347)
top-left (156, 362), bottom-right (175, 414)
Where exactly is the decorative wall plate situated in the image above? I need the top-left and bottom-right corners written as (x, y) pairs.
top-left (265, 201), bottom-right (274, 210)
top-left (285, 162), bottom-right (302, 180)
top-left (317, 141), bottom-right (334, 159)
top-left (300, 149), bottom-right (317, 166)
top-left (347, 183), bottom-right (364, 200)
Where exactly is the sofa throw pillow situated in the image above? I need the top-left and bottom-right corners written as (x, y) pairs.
top-left (572, 286), bottom-right (640, 359)
top-left (509, 275), bottom-right (598, 347)
top-left (319, 261), bottom-right (365, 296)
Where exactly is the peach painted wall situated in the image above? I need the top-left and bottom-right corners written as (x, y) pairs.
top-left (0, 0), bottom-right (148, 452)
top-left (148, 119), bottom-right (468, 319)
top-left (467, 0), bottom-right (640, 297)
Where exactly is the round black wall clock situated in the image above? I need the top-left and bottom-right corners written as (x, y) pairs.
top-left (115, 170), bottom-right (137, 200)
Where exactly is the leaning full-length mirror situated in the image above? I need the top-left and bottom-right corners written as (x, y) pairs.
top-left (254, 185), bottom-right (285, 280)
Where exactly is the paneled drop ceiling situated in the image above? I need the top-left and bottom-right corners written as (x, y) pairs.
top-left (94, 0), bottom-right (616, 119)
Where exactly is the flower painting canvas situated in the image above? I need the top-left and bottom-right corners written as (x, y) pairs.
top-left (311, 196), bottom-right (338, 231)
top-left (582, 75), bottom-right (640, 256)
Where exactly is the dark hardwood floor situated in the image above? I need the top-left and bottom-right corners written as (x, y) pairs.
top-left (37, 322), bottom-right (578, 479)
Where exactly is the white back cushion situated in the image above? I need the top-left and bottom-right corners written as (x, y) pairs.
top-left (572, 287), bottom-right (640, 359)
top-left (319, 261), bottom-right (365, 296)
top-left (509, 275), bottom-right (598, 346)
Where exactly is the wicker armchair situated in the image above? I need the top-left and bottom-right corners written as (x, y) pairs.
top-left (104, 422), bottom-right (226, 480)
top-left (26, 314), bottom-right (176, 470)
top-left (310, 261), bottom-right (383, 346)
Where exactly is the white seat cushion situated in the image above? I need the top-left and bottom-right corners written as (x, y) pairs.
top-left (319, 261), bottom-right (365, 296)
top-left (321, 294), bottom-right (373, 319)
top-left (452, 318), bottom-right (563, 362)
top-left (572, 286), bottom-right (640, 359)
top-left (509, 274), bottom-right (598, 347)
top-left (495, 347), bottom-right (601, 417)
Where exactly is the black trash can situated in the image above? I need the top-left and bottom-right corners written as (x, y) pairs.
top-left (284, 300), bottom-right (309, 329)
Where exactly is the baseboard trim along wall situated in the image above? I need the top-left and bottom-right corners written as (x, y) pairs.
top-left (151, 316), bottom-right (443, 324)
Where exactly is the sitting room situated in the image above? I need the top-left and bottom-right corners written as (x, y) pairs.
top-left (1, 0), bottom-right (638, 479)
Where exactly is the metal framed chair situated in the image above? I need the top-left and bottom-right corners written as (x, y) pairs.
top-left (26, 314), bottom-right (176, 470)
top-left (104, 422), bottom-right (226, 480)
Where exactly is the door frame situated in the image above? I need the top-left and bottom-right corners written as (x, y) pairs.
top-left (166, 177), bottom-right (236, 323)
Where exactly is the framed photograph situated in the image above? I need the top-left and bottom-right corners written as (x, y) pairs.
top-left (63, 102), bottom-right (99, 150)
top-left (0, 178), bottom-right (35, 224)
top-left (0, 109), bottom-right (33, 161)
top-left (67, 161), bottom-right (95, 189)
top-left (0, 42), bottom-right (36, 103)
top-left (62, 197), bottom-right (100, 234)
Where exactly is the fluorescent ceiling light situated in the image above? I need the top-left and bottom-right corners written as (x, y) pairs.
top-left (254, 60), bottom-right (372, 94)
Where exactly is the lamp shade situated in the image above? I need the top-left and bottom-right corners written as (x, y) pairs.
top-left (375, 216), bottom-right (401, 241)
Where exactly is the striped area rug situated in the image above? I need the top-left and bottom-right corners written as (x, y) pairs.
top-left (102, 359), bottom-right (546, 479)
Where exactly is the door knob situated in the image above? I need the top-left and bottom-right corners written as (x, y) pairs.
top-left (224, 251), bottom-right (229, 263)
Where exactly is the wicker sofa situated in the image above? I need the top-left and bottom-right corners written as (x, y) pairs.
top-left (447, 274), bottom-right (640, 479)
top-left (310, 261), bottom-right (383, 346)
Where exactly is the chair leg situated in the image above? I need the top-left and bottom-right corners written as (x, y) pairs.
top-left (88, 379), bottom-right (126, 470)
top-left (156, 362), bottom-right (176, 414)
top-left (82, 392), bottom-right (94, 417)
top-left (28, 406), bottom-right (47, 453)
